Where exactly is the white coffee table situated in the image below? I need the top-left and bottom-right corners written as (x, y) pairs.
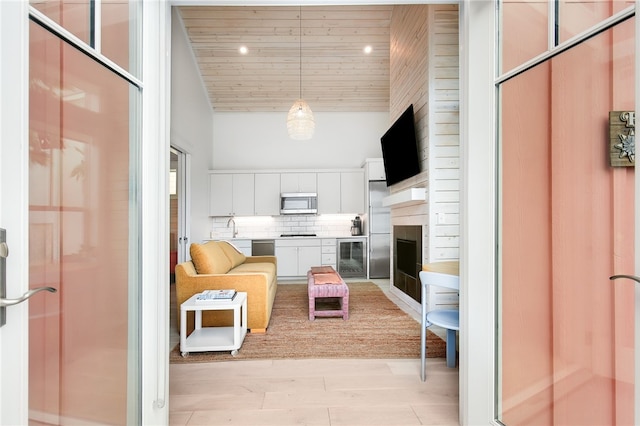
top-left (180, 291), bottom-right (247, 357)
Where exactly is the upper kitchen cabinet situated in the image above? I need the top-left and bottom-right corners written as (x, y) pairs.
top-left (209, 173), bottom-right (254, 216)
top-left (317, 172), bottom-right (341, 214)
top-left (254, 173), bottom-right (280, 216)
top-left (317, 171), bottom-right (365, 214)
top-left (341, 171), bottom-right (365, 214)
top-left (364, 158), bottom-right (386, 181)
top-left (281, 172), bottom-right (317, 193)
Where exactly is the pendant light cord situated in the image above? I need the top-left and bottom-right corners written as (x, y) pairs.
top-left (299, 5), bottom-right (302, 100)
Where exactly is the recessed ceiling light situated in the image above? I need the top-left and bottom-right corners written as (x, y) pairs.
top-left (363, 45), bottom-right (373, 54)
top-left (239, 46), bottom-right (248, 55)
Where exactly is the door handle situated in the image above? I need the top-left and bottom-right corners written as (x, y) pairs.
top-left (610, 274), bottom-right (640, 284)
top-left (0, 286), bottom-right (57, 307)
top-left (0, 228), bottom-right (57, 326)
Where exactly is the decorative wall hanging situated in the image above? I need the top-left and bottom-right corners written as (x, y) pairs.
top-left (609, 111), bottom-right (635, 167)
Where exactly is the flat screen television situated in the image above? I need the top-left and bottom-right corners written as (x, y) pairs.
top-left (380, 104), bottom-right (421, 187)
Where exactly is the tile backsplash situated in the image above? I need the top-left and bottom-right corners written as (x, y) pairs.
top-left (209, 214), bottom-right (356, 240)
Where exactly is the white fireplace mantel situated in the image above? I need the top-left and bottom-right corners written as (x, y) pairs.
top-left (382, 187), bottom-right (426, 207)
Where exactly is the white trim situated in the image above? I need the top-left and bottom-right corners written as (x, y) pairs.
top-left (460, 0), bottom-right (497, 424)
top-left (181, 152), bottom-right (192, 264)
top-left (0, 1), bottom-right (30, 423)
top-left (141, 0), bottom-right (171, 424)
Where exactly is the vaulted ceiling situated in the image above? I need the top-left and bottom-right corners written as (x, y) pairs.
top-left (176, 5), bottom-right (393, 112)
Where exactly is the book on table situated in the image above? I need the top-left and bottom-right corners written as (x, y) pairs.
top-left (195, 289), bottom-right (237, 302)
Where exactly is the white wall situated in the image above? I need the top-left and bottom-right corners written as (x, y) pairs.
top-left (170, 9), bottom-right (214, 242)
top-left (212, 111), bottom-right (389, 170)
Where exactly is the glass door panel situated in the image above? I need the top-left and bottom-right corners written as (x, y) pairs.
top-left (30, 0), bottom-right (91, 45)
top-left (101, 0), bottom-right (141, 77)
top-left (29, 20), bottom-right (136, 424)
top-left (499, 0), bottom-right (549, 74)
top-left (498, 18), bottom-right (634, 425)
top-left (557, 1), bottom-right (634, 43)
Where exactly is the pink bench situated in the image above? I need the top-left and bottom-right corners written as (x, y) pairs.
top-left (307, 268), bottom-right (349, 320)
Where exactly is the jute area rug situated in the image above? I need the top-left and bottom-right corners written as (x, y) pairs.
top-left (170, 282), bottom-right (446, 363)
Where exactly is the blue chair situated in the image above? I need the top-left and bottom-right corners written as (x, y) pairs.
top-left (419, 267), bottom-right (459, 381)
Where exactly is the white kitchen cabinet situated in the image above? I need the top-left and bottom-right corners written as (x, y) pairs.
top-left (275, 239), bottom-right (321, 277)
top-left (209, 174), bottom-right (233, 216)
top-left (364, 158), bottom-right (386, 181)
top-left (280, 172), bottom-right (317, 193)
top-left (298, 246), bottom-right (321, 275)
top-left (223, 239), bottom-right (252, 256)
top-left (340, 171), bottom-right (365, 214)
top-left (321, 238), bottom-right (337, 269)
top-left (233, 174), bottom-right (255, 215)
top-left (254, 173), bottom-right (280, 216)
top-left (209, 173), bottom-right (254, 216)
top-left (316, 172), bottom-right (341, 214)
top-left (316, 171), bottom-right (365, 214)
top-left (275, 246), bottom-right (298, 276)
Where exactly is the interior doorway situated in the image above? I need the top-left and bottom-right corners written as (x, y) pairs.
top-left (170, 147), bottom-right (189, 284)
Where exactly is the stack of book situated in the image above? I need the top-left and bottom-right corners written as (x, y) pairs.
top-left (195, 289), bottom-right (237, 302)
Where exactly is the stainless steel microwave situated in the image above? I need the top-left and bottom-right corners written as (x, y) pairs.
top-left (280, 192), bottom-right (318, 215)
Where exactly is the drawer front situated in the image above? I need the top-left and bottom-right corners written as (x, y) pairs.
top-left (321, 245), bottom-right (336, 254)
top-left (321, 238), bottom-right (336, 246)
top-left (321, 253), bottom-right (336, 264)
top-left (276, 238), bottom-right (321, 248)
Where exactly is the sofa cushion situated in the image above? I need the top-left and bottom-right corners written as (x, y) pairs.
top-left (190, 242), bottom-right (232, 274)
top-left (228, 262), bottom-right (277, 278)
top-left (218, 241), bottom-right (247, 269)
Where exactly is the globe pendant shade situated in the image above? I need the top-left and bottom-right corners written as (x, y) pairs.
top-left (287, 99), bottom-right (315, 140)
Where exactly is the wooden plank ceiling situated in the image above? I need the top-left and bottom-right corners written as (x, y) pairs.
top-left (177, 6), bottom-right (392, 112)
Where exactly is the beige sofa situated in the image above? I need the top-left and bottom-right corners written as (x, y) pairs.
top-left (175, 240), bottom-right (277, 333)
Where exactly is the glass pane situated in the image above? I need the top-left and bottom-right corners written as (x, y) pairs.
top-left (29, 20), bottom-right (138, 424)
top-left (498, 18), bottom-right (634, 425)
top-left (558, 0), bottom-right (634, 43)
top-left (30, 0), bottom-right (91, 45)
top-left (500, 0), bottom-right (549, 74)
top-left (102, 0), bottom-right (141, 77)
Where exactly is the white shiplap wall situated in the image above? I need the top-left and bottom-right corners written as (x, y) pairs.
top-left (428, 5), bottom-right (460, 263)
top-left (388, 4), bottom-right (459, 311)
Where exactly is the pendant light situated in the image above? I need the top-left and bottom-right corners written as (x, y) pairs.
top-left (287, 6), bottom-right (315, 140)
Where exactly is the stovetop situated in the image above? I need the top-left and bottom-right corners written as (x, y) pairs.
top-left (280, 233), bottom-right (317, 237)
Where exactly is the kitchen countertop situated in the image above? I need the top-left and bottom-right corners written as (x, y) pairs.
top-left (205, 235), bottom-right (368, 241)
top-left (247, 235), bottom-right (366, 240)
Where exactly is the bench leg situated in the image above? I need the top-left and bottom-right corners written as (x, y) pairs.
top-left (309, 296), bottom-right (315, 320)
top-left (342, 296), bottom-right (349, 320)
top-left (446, 328), bottom-right (457, 368)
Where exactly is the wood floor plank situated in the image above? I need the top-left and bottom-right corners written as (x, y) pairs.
top-left (168, 281), bottom-right (459, 426)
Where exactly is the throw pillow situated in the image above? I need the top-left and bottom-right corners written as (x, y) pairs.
top-left (218, 241), bottom-right (247, 269)
top-left (190, 242), bottom-right (232, 274)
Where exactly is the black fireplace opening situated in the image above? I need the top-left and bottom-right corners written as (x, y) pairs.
top-left (393, 226), bottom-right (422, 303)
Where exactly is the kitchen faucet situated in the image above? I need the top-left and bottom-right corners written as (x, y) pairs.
top-left (226, 217), bottom-right (237, 238)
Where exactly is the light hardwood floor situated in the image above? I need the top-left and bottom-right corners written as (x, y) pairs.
top-left (169, 280), bottom-right (459, 426)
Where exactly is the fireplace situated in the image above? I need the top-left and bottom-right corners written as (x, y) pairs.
top-left (393, 226), bottom-right (422, 303)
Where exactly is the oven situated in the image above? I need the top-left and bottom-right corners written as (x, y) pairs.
top-left (337, 238), bottom-right (367, 278)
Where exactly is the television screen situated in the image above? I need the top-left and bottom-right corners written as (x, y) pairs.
top-left (380, 104), bottom-right (421, 187)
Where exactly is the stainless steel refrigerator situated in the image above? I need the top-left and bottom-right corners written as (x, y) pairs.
top-left (368, 181), bottom-right (391, 278)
